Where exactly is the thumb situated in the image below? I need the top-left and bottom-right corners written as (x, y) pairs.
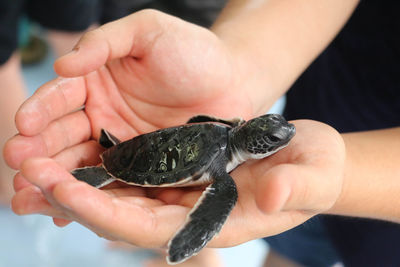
top-left (54, 9), bottom-right (170, 77)
top-left (256, 164), bottom-right (341, 214)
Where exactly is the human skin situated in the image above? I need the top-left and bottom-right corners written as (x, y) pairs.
top-left (8, 119), bottom-right (346, 247)
top-left (4, 0), bottom-right (400, 250)
top-left (331, 128), bottom-right (400, 222)
top-left (0, 28), bottom-right (92, 205)
top-left (0, 53), bottom-right (26, 204)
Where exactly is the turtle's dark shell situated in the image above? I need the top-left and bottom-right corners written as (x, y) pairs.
top-left (101, 123), bottom-right (229, 186)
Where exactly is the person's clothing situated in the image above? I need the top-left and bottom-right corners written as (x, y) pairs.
top-left (0, 0), bottom-right (227, 65)
top-left (0, 0), bottom-right (99, 64)
top-left (265, 218), bottom-right (341, 267)
top-left (265, 2), bottom-right (400, 267)
top-left (99, 0), bottom-right (227, 27)
top-left (284, 1), bottom-right (400, 132)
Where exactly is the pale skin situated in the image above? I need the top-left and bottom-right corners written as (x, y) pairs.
top-left (0, 28), bottom-right (92, 205)
top-left (3, 0), bottom-right (400, 258)
top-left (0, 53), bottom-right (26, 204)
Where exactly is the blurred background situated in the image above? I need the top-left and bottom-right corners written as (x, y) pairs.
top-left (0, 1), bottom-right (286, 266)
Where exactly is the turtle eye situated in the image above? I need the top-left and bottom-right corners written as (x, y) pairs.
top-left (267, 134), bottom-right (280, 143)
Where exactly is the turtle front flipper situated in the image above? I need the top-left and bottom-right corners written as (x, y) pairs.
top-left (99, 129), bottom-right (121, 148)
top-left (71, 166), bottom-right (116, 188)
top-left (187, 115), bottom-right (245, 128)
top-left (167, 172), bottom-right (238, 264)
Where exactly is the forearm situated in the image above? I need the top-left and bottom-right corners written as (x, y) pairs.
top-left (328, 128), bottom-right (400, 223)
top-left (211, 0), bottom-right (359, 113)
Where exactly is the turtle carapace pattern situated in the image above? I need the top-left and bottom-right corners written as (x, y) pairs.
top-left (71, 114), bottom-right (296, 264)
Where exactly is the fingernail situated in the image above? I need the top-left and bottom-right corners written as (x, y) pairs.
top-left (69, 45), bottom-right (80, 55)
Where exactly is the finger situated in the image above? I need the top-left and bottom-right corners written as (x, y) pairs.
top-left (143, 258), bottom-right (170, 267)
top-left (13, 172), bottom-right (32, 192)
top-left (53, 217), bottom-right (72, 227)
top-left (80, 68), bottom-right (141, 139)
top-left (53, 140), bottom-right (103, 170)
top-left (5, 110), bottom-right (91, 169)
top-left (54, 10), bottom-right (170, 77)
top-left (254, 165), bottom-right (292, 213)
top-left (104, 187), bottom-right (147, 198)
top-left (15, 77), bottom-right (87, 136)
top-left (107, 241), bottom-right (143, 251)
top-left (116, 196), bottom-right (165, 208)
top-left (213, 208), bottom-right (312, 247)
top-left (146, 188), bottom-right (186, 204)
top-left (256, 164), bottom-right (340, 213)
top-left (11, 186), bottom-right (67, 219)
top-left (162, 189), bottom-right (202, 208)
top-left (12, 186), bottom-right (46, 215)
top-left (146, 186), bottom-right (206, 207)
top-left (18, 157), bottom-right (177, 244)
top-left (20, 157), bottom-right (77, 208)
top-left (282, 165), bottom-right (342, 212)
top-left (144, 248), bottom-right (222, 267)
top-left (256, 121), bottom-right (345, 213)
top-left (40, 110), bottom-right (91, 156)
top-left (52, 180), bottom-right (189, 248)
top-left (17, 158), bottom-right (83, 221)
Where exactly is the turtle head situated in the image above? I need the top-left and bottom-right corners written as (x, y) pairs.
top-left (232, 114), bottom-right (295, 159)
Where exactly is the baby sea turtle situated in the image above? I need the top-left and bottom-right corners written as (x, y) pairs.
top-left (71, 114), bottom-right (295, 264)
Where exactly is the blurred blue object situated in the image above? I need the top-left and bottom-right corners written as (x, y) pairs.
top-left (22, 43), bottom-right (56, 96)
top-left (0, 207), bottom-right (154, 267)
top-left (18, 16), bottom-right (30, 48)
top-left (0, 205), bottom-right (268, 267)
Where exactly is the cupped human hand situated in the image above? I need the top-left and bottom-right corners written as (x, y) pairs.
top-left (4, 9), bottom-right (254, 172)
top-left (9, 120), bottom-right (345, 249)
top-left (4, 10), bottom-right (254, 216)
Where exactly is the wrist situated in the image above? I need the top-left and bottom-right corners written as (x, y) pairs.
top-left (325, 134), bottom-right (351, 216)
top-left (326, 130), bottom-right (400, 223)
top-left (211, 29), bottom-right (282, 115)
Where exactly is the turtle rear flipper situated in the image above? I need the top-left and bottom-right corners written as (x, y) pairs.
top-left (167, 172), bottom-right (238, 264)
top-left (71, 166), bottom-right (116, 188)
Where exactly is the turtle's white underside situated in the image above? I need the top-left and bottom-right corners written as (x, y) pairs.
top-left (226, 143), bottom-right (289, 172)
top-left (104, 166), bottom-right (214, 188)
